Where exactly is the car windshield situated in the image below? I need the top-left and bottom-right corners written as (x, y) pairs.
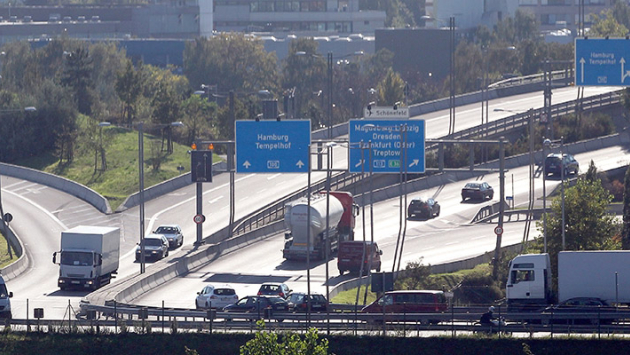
top-left (215, 288), bottom-right (236, 296)
top-left (0, 284), bottom-right (8, 299)
top-left (143, 238), bottom-right (163, 247)
top-left (260, 285), bottom-right (280, 292)
top-left (465, 183), bottom-right (480, 189)
top-left (155, 227), bottom-right (176, 234)
top-left (546, 156), bottom-right (561, 164)
top-left (411, 199), bottom-right (427, 205)
top-left (60, 251), bottom-right (94, 266)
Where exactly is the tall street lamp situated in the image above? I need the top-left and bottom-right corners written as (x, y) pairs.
top-left (137, 121), bottom-right (184, 274)
top-left (0, 106), bottom-right (37, 257)
top-left (544, 137), bottom-right (566, 250)
top-left (296, 50), bottom-right (363, 137)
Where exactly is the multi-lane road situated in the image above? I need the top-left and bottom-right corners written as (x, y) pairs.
top-left (1, 85), bottom-right (625, 318)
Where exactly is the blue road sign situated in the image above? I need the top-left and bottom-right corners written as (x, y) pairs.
top-left (235, 120), bottom-right (311, 173)
top-left (575, 38), bottom-right (630, 86)
top-left (348, 119), bottom-right (425, 174)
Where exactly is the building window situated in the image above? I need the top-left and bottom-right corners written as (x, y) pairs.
top-left (518, 0), bottom-right (537, 5)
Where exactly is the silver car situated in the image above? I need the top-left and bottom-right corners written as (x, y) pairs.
top-left (154, 224), bottom-right (184, 248)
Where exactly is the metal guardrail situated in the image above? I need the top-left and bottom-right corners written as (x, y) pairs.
top-left (488, 69), bottom-right (572, 89)
top-left (429, 90), bottom-right (621, 149)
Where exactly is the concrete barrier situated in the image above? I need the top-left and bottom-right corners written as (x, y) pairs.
top-left (0, 162), bottom-right (111, 214)
top-left (0, 224), bottom-right (28, 281)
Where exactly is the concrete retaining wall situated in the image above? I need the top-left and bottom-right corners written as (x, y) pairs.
top-left (0, 162), bottom-right (111, 214)
top-left (0, 224), bottom-right (28, 281)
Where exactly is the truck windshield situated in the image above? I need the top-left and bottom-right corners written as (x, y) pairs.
top-left (61, 251), bottom-right (94, 266)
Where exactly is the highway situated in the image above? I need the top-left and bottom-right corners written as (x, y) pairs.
top-left (1, 85), bottom-right (624, 319)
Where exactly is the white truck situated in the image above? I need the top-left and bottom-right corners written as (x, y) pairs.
top-left (53, 226), bottom-right (120, 291)
top-left (282, 191), bottom-right (359, 261)
top-left (506, 251), bottom-right (630, 312)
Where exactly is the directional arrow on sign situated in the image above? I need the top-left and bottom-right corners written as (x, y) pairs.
top-left (621, 58), bottom-right (630, 83)
top-left (409, 159), bottom-right (419, 167)
top-left (243, 161), bottom-right (251, 169)
top-left (579, 57), bottom-right (585, 83)
top-left (296, 160), bottom-right (305, 168)
top-left (355, 159), bottom-right (364, 168)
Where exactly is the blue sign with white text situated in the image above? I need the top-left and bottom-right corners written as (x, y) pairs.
top-left (348, 119), bottom-right (425, 174)
top-left (235, 120), bottom-right (311, 173)
top-left (575, 38), bottom-right (630, 86)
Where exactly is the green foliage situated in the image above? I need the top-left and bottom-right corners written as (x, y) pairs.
top-left (183, 33), bottom-right (279, 94)
top-left (376, 69), bottom-right (405, 106)
top-left (61, 46), bottom-right (95, 115)
top-left (590, 6), bottom-right (630, 37)
top-left (534, 175), bottom-right (620, 288)
top-left (240, 320), bottom-right (329, 355)
top-left (115, 59), bottom-right (144, 126)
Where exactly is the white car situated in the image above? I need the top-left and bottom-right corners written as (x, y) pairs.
top-left (195, 284), bottom-right (239, 310)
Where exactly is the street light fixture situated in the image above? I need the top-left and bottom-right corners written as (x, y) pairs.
top-left (295, 50), bottom-right (363, 138)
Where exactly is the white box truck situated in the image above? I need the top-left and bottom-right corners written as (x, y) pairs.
top-left (53, 226), bottom-right (120, 290)
top-left (506, 251), bottom-right (630, 312)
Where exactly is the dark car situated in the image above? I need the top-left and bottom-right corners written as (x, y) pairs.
top-left (407, 197), bottom-right (440, 219)
top-left (544, 153), bottom-right (579, 177)
top-left (257, 282), bottom-right (292, 299)
top-left (461, 182), bottom-right (494, 202)
top-left (135, 234), bottom-right (169, 262)
top-left (153, 224), bottom-right (184, 248)
top-left (288, 292), bottom-right (329, 313)
top-left (541, 297), bottom-right (618, 325)
top-left (222, 295), bottom-right (289, 321)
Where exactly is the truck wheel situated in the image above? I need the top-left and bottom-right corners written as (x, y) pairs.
top-left (376, 265), bottom-right (381, 272)
top-left (339, 269), bottom-right (344, 275)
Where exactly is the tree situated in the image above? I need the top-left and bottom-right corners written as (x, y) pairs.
top-left (182, 94), bottom-right (217, 145)
top-left (183, 33), bottom-right (279, 94)
top-left (590, 8), bottom-right (630, 37)
top-left (536, 176), bottom-right (619, 279)
top-left (61, 46), bottom-right (95, 115)
top-left (623, 165), bottom-right (630, 249)
top-left (281, 38), bottom-right (326, 119)
top-left (376, 69), bottom-right (405, 106)
top-left (240, 320), bottom-right (329, 355)
top-left (115, 60), bottom-right (144, 126)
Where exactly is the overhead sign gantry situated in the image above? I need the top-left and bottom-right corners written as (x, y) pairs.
top-left (575, 38), bottom-right (630, 86)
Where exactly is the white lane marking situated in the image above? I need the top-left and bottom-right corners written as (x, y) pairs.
top-left (208, 196), bottom-right (224, 204)
top-left (267, 174), bottom-right (281, 180)
top-left (3, 189), bottom-right (67, 230)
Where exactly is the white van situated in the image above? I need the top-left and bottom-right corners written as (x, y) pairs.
top-left (0, 275), bottom-right (13, 319)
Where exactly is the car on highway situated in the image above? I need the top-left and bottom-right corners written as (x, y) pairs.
top-left (287, 292), bottom-right (329, 313)
top-left (257, 282), bottom-right (292, 299)
top-left (361, 290), bottom-right (448, 324)
top-left (222, 295), bottom-right (289, 321)
top-left (153, 224), bottom-right (184, 248)
top-left (461, 181), bottom-right (494, 202)
top-left (407, 197), bottom-right (440, 219)
top-left (195, 284), bottom-right (239, 310)
top-left (135, 234), bottom-right (169, 262)
top-left (544, 153), bottom-right (579, 177)
top-left (541, 297), bottom-right (618, 325)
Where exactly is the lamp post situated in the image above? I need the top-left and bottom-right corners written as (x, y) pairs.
top-left (138, 121), bottom-right (184, 274)
top-left (543, 137), bottom-right (566, 250)
top-left (296, 50), bottom-right (363, 136)
top-left (0, 106), bottom-right (37, 258)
